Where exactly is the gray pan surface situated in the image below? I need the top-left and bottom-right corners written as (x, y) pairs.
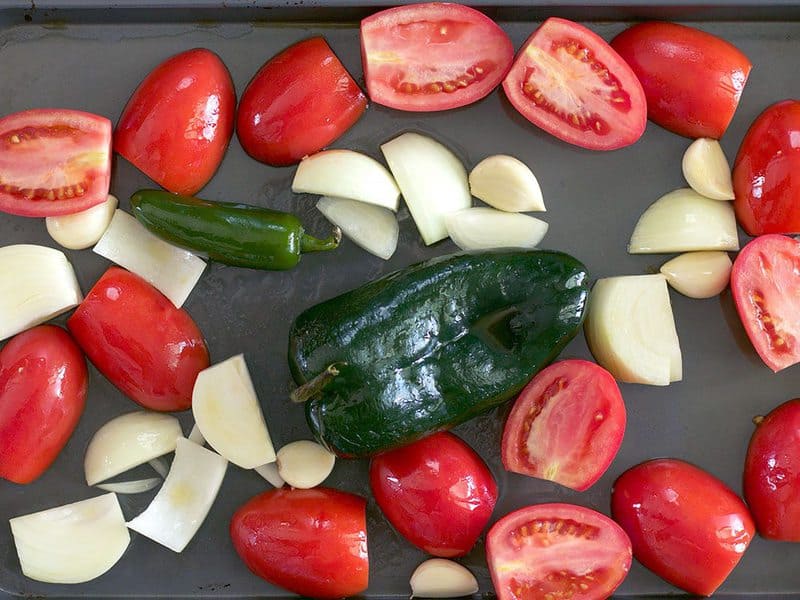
top-left (1, 3), bottom-right (799, 598)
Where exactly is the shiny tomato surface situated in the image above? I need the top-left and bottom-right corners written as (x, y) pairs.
top-left (0, 326), bottom-right (87, 484)
top-left (67, 267), bottom-right (209, 412)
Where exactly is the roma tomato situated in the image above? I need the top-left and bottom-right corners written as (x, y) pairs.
top-left (360, 3), bottom-right (514, 112)
top-left (0, 326), bottom-right (87, 484)
top-left (733, 100), bottom-right (800, 235)
top-left (370, 432), bottom-right (496, 557)
top-left (237, 38), bottom-right (366, 167)
top-left (502, 17), bottom-right (646, 151)
top-left (0, 109), bottom-right (111, 217)
top-left (502, 359), bottom-right (625, 491)
top-left (744, 399), bottom-right (800, 540)
top-left (487, 503), bottom-right (631, 600)
top-left (730, 235), bottom-right (800, 372)
top-left (612, 459), bottom-right (754, 596)
top-left (115, 48), bottom-right (235, 195)
top-left (67, 267), bottom-right (209, 411)
top-left (611, 22), bottom-right (751, 139)
top-left (230, 487), bottom-right (368, 599)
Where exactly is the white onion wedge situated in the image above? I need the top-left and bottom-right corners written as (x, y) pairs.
top-left (469, 155), bottom-right (545, 212)
top-left (0, 244), bottom-right (82, 342)
top-left (660, 251), bottom-right (732, 299)
top-left (292, 150), bottom-right (400, 211)
top-left (254, 462), bottom-right (285, 488)
top-left (84, 411), bottom-right (182, 486)
top-left (97, 478), bottom-right (162, 494)
top-left (10, 493), bottom-right (129, 584)
top-left (410, 559), bottom-right (479, 598)
top-left (276, 440), bottom-right (335, 489)
top-left (93, 209), bottom-right (206, 308)
top-left (126, 438), bottom-right (227, 553)
top-left (46, 194), bottom-right (118, 250)
top-left (381, 132), bottom-right (471, 245)
top-left (149, 457), bottom-right (169, 478)
top-left (682, 138), bottom-right (735, 201)
top-left (445, 207), bottom-right (548, 251)
top-left (317, 196), bottom-right (399, 260)
top-left (628, 188), bottom-right (739, 253)
top-left (192, 354), bottom-right (276, 469)
top-left (584, 275), bottom-right (682, 386)
top-left (188, 423), bottom-right (206, 446)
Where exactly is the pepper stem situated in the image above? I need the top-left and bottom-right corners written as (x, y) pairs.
top-left (301, 226), bottom-right (342, 254)
top-left (290, 363), bottom-right (344, 403)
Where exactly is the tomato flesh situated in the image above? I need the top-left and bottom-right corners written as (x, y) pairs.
top-left (230, 487), bottom-right (368, 599)
top-left (0, 109), bottom-right (111, 217)
top-left (502, 359), bottom-right (625, 491)
top-left (360, 3), bottom-right (514, 111)
top-left (731, 234), bottom-right (800, 372)
top-left (0, 325), bottom-right (87, 484)
top-left (612, 459), bottom-right (754, 596)
top-left (502, 17), bottom-right (646, 150)
top-left (487, 503), bottom-right (631, 600)
top-left (733, 100), bottom-right (800, 235)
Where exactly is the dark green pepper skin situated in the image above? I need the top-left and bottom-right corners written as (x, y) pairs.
top-left (130, 190), bottom-right (340, 270)
top-left (289, 250), bottom-right (590, 458)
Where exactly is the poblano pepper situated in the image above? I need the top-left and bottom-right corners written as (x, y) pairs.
top-left (288, 250), bottom-right (590, 457)
top-left (130, 190), bottom-right (340, 270)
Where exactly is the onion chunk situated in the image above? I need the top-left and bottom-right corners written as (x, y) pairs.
top-left (445, 207), bottom-right (548, 251)
top-left (317, 196), bottom-right (399, 260)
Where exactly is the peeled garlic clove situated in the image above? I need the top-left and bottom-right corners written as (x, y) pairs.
top-left (276, 440), bottom-right (335, 489)
top-left (317, 196), bottom-right (399, 260)
top-left (660, 251), bottom-right (732, 299)
top-left (410, 559), bottom-right (479, 598)
top-left (445, 207), bottom-right (548, 251)
top-left (46, 195), bottom-right (118, 250)
top-left (469, 155), bottom-right (545, 212)
top-left (682, 138), bottom-right (735, 201)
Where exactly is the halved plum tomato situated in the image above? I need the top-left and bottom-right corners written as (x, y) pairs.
top-left (486, 503), bottom-right (632, 600)
top-left (502, 359), bottom-right (626, 491)
top-left (502, 17), bottom-right (646, 151)
top-left (731, 234), bottom-right (800, 372)
top-left (360, 3), bottom-right (514, 112)
top-left (0, 109), bottom-right (111, 217)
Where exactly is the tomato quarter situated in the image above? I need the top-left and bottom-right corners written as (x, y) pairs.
top-left (487, 503), bottom-right (632, 600)
top-left (360, 3), bottom-right (514, 112)
top-left (0, 109), bottom-right (111, 217)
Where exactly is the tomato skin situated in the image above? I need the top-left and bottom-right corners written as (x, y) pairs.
top-left (237, 38), bottom-right (367, 167)
top-left (611, 459), bottom-right (754, 596)
top-left (502, 17), bottom-right (646, 151)
top-left (733, 100), bottom-right (800, 235)
top-left (370, 431), bottom-right (497, 557)
top-left (730, 234), bottom-right (800, 372)
top-left (502, 359), bottom-right (625, 491)
top-left (486, 503), bottom-right (632, 600)
top-left (114, 48), bottom-right (235, 195)
top-left (67, 267), bottom-right (209, 412)
top-left (230, 487), bottom-right (368, 599)
top-left (743, 399), bottom-right (800, 540)
top-left (360, 3), bottom-right (514, 112)
top-left (611, 22), bottom-right (751, 139)
top-left (0, 326), bottom-right (87, 484)
top-left (0, 109), bottom-right (111, 217)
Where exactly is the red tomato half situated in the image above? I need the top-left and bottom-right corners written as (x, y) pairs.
top-left (744, 399), bottom-right (800, 540)
top-left (487, 503), bottom-right (632, 600)
top-left (731, 234), bottom-right (800, 372)
top-left (502, 359), bottom-right (626, 491)
top-left (612, 459), bottom-right (754, 596)
top-left (237, 38), bottom-right (367, 167)
top-left (230, 487), bottom-right (368, 599)
top-left (115, 48), bottom-right (235, 195)
top-left (370, 431), bottom-right (497, 557)
top-left (67, 267), bottom-right (209, 411)
top-left (360, 3), bottom-right (514, 111)
top-left (0, 109), bottom-right (111, 217)
top-left (0, 326), bottom-right (87, 484)
top-left (611, 22), bottom-right (751, 139)
top-left (502, 17), bottom-right (646, 151)
top-left (733, 100), bottom-right (800, 235)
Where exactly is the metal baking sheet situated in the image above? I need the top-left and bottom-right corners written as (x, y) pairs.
top-left (1, 4), bottom-right (800, 598)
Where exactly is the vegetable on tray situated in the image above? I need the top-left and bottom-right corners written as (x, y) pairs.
top-left (46, 194), bottom-right (118, 250)
top-left (410, 559), bottom-right (479, 599)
